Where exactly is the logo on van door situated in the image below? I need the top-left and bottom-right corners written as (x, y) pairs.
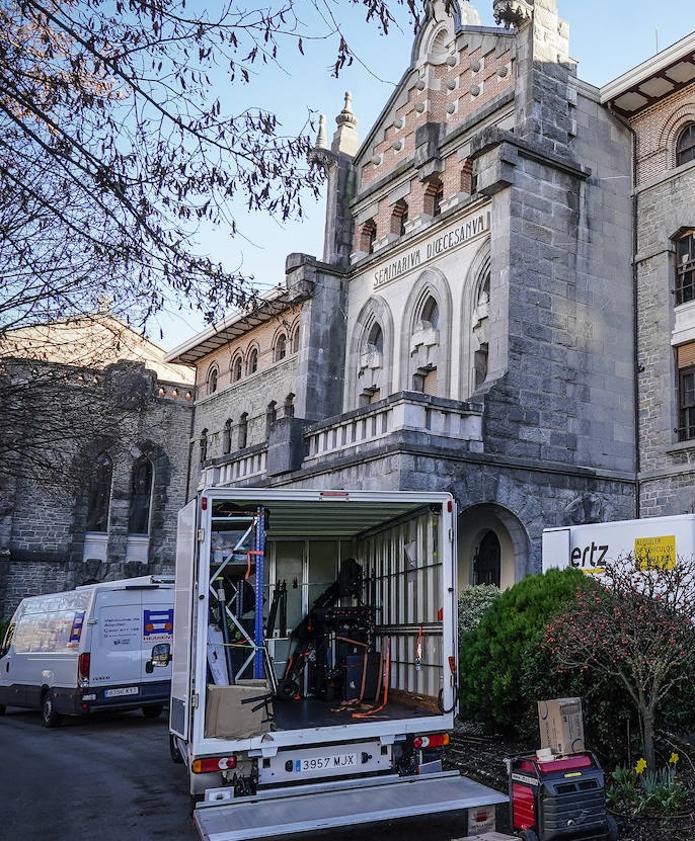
top-left (143, 608), bottom-right (174, 641)
top-left (67, 611), bottom-right (86, 648)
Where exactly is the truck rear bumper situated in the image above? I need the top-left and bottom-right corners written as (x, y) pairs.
top-left (68, 681), bottom-right (170, 714)
top-left (194, 771), bottom-right (507, 841)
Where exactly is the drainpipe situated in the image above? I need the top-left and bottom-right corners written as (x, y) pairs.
top-left (610, 105), bottom-right (640, 519)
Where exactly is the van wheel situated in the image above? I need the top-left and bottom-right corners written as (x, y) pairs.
top-left (521, 832), bottom-right (540, 841)
top-left (142, 704), bottom-right (163, 719)
top-left (41, 691), bottom-right (62, 728)
top-left (169, 734), bottom-right (184, 764)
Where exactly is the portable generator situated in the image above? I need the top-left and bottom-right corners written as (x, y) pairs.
top-left (506, 752), bottom-right (619, 841)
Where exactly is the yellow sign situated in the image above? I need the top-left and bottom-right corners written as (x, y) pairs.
top-left (634, 535), bottom-right (676, 571)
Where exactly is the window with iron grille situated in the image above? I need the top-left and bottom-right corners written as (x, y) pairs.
top-left (676, 233), bottom-right (695, 306)
top-left (677, 124), bottom-right (695, 168)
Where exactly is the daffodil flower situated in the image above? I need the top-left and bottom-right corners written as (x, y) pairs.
top-left (669, 752), bottom-right (680, 766)
top-left (635, 758), bottom-right (647, 775)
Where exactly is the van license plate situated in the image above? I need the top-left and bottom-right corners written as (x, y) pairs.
top-left (105, 687), bottom-right (139, 698)
top-left (295, 753), bottom-right (357, 773)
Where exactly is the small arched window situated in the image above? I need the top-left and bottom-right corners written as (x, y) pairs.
top-left (207, 365), bottom-right (219, 394)
top-left (231, 355), bottom-right (243, 383)
top-left (274, 333), bottom-right (287, 362)
top-left (291, 325), bottom-right (301, 354)
top-left (677, 124), bottom-right (695, 168)
top-left (246, 347), bottom-right (258, 376)
top-left (223, 418), bottom-right (233, 455)
top-left (86, 453), bottom-right (112, 533)
top-left (366, 322), bottom-right (384, 355)
top-left (391, 200), bottom-right (409, 237)
top-left (128, 456), bottom-right (154, 535)
top-left (238, 413), bottom-right (248, 450)
top-left (200, 428), bottom-right (208, 464)
top-left (284, 393), bottom-right (295, 418)
top-left (676, 232), bottom-right (695, 306)
top-left (266, 401), bottom-right (277, 436)
top-left (419, 296), bottom-right (440, 330)
top-left (424, 179), bottom-right (444, 218)
top-left (360, 218), bottom-right (377, 254)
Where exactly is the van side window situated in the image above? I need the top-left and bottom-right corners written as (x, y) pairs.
top-left (0, 623), bottom-right (15, 657)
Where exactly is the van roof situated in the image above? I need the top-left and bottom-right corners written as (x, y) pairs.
top-left (75, 575), bottom-right (174, 591)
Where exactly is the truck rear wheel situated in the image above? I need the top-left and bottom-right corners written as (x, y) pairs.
top-left (41, 691), bottom-right (62, 728)
top-left (142, 704), bottom-right (163, 719)
top-left (521, 832), bottom-right (539, 841)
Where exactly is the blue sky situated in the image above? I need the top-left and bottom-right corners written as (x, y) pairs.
top-left (156, 0), bottom-right (694, 351)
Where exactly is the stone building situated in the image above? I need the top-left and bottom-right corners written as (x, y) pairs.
top-left (600, 33), bottom-right (695, 518)
top-left (169, 0), bottom-right (640, 591)
top-left (0, 315), bottom-right (194, 617)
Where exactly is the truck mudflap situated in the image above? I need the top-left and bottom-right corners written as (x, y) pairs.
top-left (194, 770), bottom-right (507, 841)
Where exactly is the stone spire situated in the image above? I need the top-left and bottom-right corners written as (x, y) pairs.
top-left (315, 114), bottom-right (328, 150)
top-left (493, 0), bottom-right (534, 28)
top-left (331, 92), bottom-right (359, 157)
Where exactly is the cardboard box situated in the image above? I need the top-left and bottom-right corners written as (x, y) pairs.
top-left (205, 680), bottom-right (274, 739)
top-left (538, 697), bottom-right (585, 756)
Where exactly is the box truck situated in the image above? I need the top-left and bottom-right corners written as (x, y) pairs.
top-left (542, 513), bottom-right (695, 574)
top-left (165, 488), bottom-right (506, 841)
top-left (0, 576), bottom-right (174, 726)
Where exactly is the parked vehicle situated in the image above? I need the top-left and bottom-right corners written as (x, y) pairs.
top-left (166, 488), bottom-right (506, 841)
top-left (542, 513), bottom-right (695, 575)
top-left (0, 575), bottom-right (174, 727)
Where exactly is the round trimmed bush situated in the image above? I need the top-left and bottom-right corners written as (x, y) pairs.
top-left (458, 584), bottom-right (500, 638)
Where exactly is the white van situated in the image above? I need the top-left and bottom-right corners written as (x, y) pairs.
top-left (0, 575), bottom-right (174, 727)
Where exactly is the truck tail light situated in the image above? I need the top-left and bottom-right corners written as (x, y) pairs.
top-left (413, 733), bottom-right (450, 749)
top-left (78, 652), bottom-right (90, 685)
top-left (201, 497), bottom-right (208, 511)
top-left (192, 755), bottom-right (237, 774)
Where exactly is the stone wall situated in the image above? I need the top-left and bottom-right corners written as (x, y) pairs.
top-left (0, 362), bottom-right (192, 619)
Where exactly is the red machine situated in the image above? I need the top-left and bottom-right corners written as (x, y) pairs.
top-left (507, 752), bottom-right (619, 841)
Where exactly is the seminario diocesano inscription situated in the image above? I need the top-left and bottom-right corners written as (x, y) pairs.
top-left (373, 210), bottom-right (490, 290)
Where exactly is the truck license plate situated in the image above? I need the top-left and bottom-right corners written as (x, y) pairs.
top-left (295, 753), bottom-right (357, 773)
top-left (105, 686), bottom-right (139, 698)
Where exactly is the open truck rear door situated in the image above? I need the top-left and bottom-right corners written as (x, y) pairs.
top-left (170, 499), bottom-right (197, 739)
top-left (194, 771), bottom-right (506, 841)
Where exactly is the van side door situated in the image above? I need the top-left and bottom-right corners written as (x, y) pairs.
top-left (91, 590), bottom-right (143, 692)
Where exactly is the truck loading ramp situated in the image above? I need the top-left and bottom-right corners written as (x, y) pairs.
top-left (194, 771), bottom-right (507, 841)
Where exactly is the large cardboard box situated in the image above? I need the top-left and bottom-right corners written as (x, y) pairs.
top-left (538, 697), bottom-right (585, 756)
top-left (205, 680), bottom-right (274, 739)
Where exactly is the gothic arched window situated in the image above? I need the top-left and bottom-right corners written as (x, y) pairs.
top-left (238, 413), bottom-right (248, 450)
top-left (677, 124), bottom-right (695, 168)
top-left (246, 346), bottom-right (259, 375)
top-left (128, 456), bottom-right (154, 535)
top-left (284, 393), bottom-right (295, 418)
top-left (358, 322), bottom-right (384, 406)
top-left (391, 200), bottom-right (409, 237)
top-left (231, 355), bottom-right (243, 383)
top-left (411, 293), bottom-right (441, 396)
top-left (266, 401), bottom-right (277, 436)
top-left (223, 418), bottom-right (233, 455)
top-left (274, 333), bottom-right (287, 362)
top-left (472, 272), bottom-right (491, 389)
top-left (424, 179), bottom-right (444, 218)
top-left (207, 365), bottom-right (219, 394)
top-left (360, 218), bottom-right (377, 254)
top-left (86, 453), bottom-right (112, 533)
top-left (291, 325), bottom-right (300, 354)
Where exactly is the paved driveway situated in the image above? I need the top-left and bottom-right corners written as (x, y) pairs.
top-left (1, 707), bottom-right (505, 841)
top-left (0, 707), bottom-right (195, 841)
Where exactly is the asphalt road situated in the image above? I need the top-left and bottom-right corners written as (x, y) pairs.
top-left (1, 706), bottom-right (506, 841)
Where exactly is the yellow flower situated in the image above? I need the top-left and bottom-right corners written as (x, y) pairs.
top-left (669, 752), bottom-right (680, 766)
top-left (635, 758), bottom-right (648, 776)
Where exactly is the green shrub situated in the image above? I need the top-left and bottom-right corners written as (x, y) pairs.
top-left (458, 568), bottom-right (590, 734)
top-left (458, 585), bottom-right (500, 637)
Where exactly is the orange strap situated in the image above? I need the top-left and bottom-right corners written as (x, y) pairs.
top-left (352, 638), bottom-right (390, 719)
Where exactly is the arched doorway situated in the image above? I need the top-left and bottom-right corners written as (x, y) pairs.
top-left (457, 503), bottom-right (530, 591)
top-left (473, 531), bottom-right (501, 587)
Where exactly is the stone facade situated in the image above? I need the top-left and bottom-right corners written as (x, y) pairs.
top-left (0, 318), bottom-right (193, 618)
top-left (169, 0), bottom-right (647, 592)
top-left (601, 36), bottom-right (695, 518)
